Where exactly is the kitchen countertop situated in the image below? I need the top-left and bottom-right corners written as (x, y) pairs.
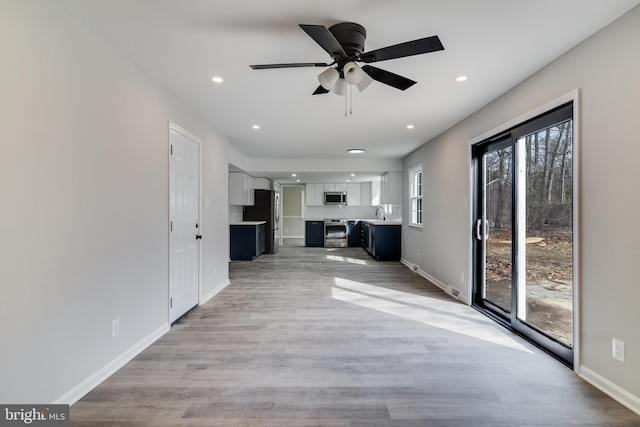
top-left (352, 219), bottom-right (402, 225)
top-left (230, 221), bottom-right (266, 225)
top-left (305, 218), bottom-right (402, 225)
top-left (360, 219), bottom-right (402, 225)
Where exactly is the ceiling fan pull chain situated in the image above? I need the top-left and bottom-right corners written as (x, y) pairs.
top-left (344, 81), bottom-right (348, 117)
top-left (349, 84), bottom-right (353, 116)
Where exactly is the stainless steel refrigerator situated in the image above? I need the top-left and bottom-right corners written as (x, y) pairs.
top-left (243, 189), bottom-right (280, 254)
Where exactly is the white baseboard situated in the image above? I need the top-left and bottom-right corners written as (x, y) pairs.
top-left (55, 323), bottom-right (170, 405)
top-left (579, 366), bottom-right (640, 416)
top-left (400, 258), bottom-right (470, 305)
top-left (57, 278), bottom-right (230, 406)
top-left (201, 279), bottom-right (230, 305)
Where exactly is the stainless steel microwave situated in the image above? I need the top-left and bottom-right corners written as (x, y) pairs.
top-left (324, 192), bottom-right (347, 205)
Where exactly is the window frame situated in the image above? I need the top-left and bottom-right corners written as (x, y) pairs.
top-left (409, 163), bottom-right (423, 227)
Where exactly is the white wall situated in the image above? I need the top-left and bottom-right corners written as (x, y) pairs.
top-left (0, 1), bottom-right (229, 403)
top-left (402, 5), bottom-right (640, 410)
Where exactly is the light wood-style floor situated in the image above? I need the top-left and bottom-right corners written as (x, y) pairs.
top-left (70, 247), bottom-right (640, 426)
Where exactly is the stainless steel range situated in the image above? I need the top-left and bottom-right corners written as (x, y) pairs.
top-left (324, 218), bottom-right (348, 247)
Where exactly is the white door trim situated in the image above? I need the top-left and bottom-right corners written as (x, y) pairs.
top-left (467, 89), bottom-right (581, 371)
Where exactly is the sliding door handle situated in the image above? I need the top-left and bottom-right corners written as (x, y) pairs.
top-left (475, 219), bottom-right (490, 240)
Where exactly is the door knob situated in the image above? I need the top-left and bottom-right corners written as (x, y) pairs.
top-left (196, 234), bottom-right (203, 240)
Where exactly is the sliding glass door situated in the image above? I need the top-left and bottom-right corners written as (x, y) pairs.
top-left (473, 103), bottom-right (574, 366)
top-left (476, 138), bottom-right (514, 317)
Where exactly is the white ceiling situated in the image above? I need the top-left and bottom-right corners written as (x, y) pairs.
top-left (56, 0), bottom-right (639, 183)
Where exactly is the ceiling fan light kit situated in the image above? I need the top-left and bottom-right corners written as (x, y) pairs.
top-left (318, 67), bottom-right (339, 90)
top-left (250, 21), bottom-right (444, 111)
top-left (356, 72), bottom-right (374, 92)
top-left (343, 61), bottom-right (363, 85)
top-left (330, 78), bottom-right (346, 96)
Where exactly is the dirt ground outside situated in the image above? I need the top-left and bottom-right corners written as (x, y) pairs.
top-left (485, 227), bottom-right (573, 346)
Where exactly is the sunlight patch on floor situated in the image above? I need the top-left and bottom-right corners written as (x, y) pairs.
top-left (326, 255), bottom-right (368, 265)
top-left (332, 277), bottom-right (533, 353)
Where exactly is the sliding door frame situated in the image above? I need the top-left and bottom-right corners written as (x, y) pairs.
top-left (467, 90), bottom-right (581, 370)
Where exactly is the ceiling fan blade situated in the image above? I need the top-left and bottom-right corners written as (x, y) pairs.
top-left (250, 62), bottom-right (329, 70)
top-left (299, 24), bottom-right (347, 61)
top-left (361, 65), bottom-right (417, 91)
top-left (360, 35), bottom-right (444, 63)
top-left (312, 85), bottom-right (330, 95)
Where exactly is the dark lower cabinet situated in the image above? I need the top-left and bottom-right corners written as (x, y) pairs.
top-left (361, 221), bottom-right (370, 249)
top-left (347, 221), bottom-right (361, 247)
top-left (305, 221), bottom-right (324, 247)
top-left (230, 223), bottom-right (266, 260)
top-left (303, 219), bottom-right (400, 260)
top-left (257, 223), bottom-right (266, 254)
top-left (362, 222), bottom-right (401, 261)
top-left (370, 224), bottom-right (401, 261)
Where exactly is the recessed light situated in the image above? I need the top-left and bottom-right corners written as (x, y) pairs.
top-left (456, 75), bottom-right (468, 82)
top-left (348, 148), bottom-right (365, 154)
top-left (296, 179), bottom-right (300, 183)
top-left (350, 173), bottom-right (356, 177)
top-left (291, 173), bottom-right (297, 177)
top-left (252, 125), bottom-right (260, 130)
top-left (406, 124), bottom-right (415, 129)
top-left (211, 76), bottom-right (223, 83)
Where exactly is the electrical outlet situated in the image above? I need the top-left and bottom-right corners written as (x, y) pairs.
top-left (612, 338), bottom-right (625, 362)
top-left (112, 318), bottom-right (120, 338)
top-left (460, 272), bottom-right (465, 283)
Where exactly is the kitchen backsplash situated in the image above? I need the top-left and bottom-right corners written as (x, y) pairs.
top-left (305, 204), bottom-right (401, 221)
top-left (230, 203), bottom-right (402, 223)
top-left (229, 205), bottom-right (243, 223)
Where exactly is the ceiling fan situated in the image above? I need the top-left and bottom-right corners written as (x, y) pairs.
top-left (250, 22), bottom-right (444, 95)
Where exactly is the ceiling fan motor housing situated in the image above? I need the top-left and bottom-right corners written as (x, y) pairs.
top-left (329, 22), bottom-right (367, 60)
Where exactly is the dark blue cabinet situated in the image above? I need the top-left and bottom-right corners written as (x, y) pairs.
top-left (230, 223), bottom-right (266, 260)
top-left (305, 221), bottom-right (324, 247)
top-left (361, 221), bottom-right (370, 249)
top-left (370, 224), bottom-right (401, 261)
top-left (361, 222), bottom-right (401, 261)
top-left (347, 221), bottom-right (361, 247)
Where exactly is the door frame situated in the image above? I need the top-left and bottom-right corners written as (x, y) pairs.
top-left (280, 184), bottom-right (306, 243)
top-left (467, 90), bottom-right (581, 370)
top-left (168, 122), bottom-right (202, 323)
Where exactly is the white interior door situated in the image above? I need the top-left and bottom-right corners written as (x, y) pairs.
top-left (169, 123), bottom-right (200, 323)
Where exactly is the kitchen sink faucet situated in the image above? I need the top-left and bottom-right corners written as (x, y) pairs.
top-left (375, 206), bottom-right (386, 221)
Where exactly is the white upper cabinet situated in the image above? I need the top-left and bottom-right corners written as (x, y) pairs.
top-left (254, 177), bottom-right (272, 190)
top-left (324, 183), bottom-right (347, 192)
top-left (305, 183), bottom-right (316, 206)
top-left (303, 181), bottom-right (387, 206)
top-left (370, 179), bottom-right (381, 206)
top-left (229, 172), bottom-right (255, 206)
top-left (360, 182), bottom-right (372, 206)
top-left (346, 183), bottom-right (361, 206)
top-left (380, 172), bottom-right (402, 205)
top-left (305, 183), bottom-right (325, 206)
